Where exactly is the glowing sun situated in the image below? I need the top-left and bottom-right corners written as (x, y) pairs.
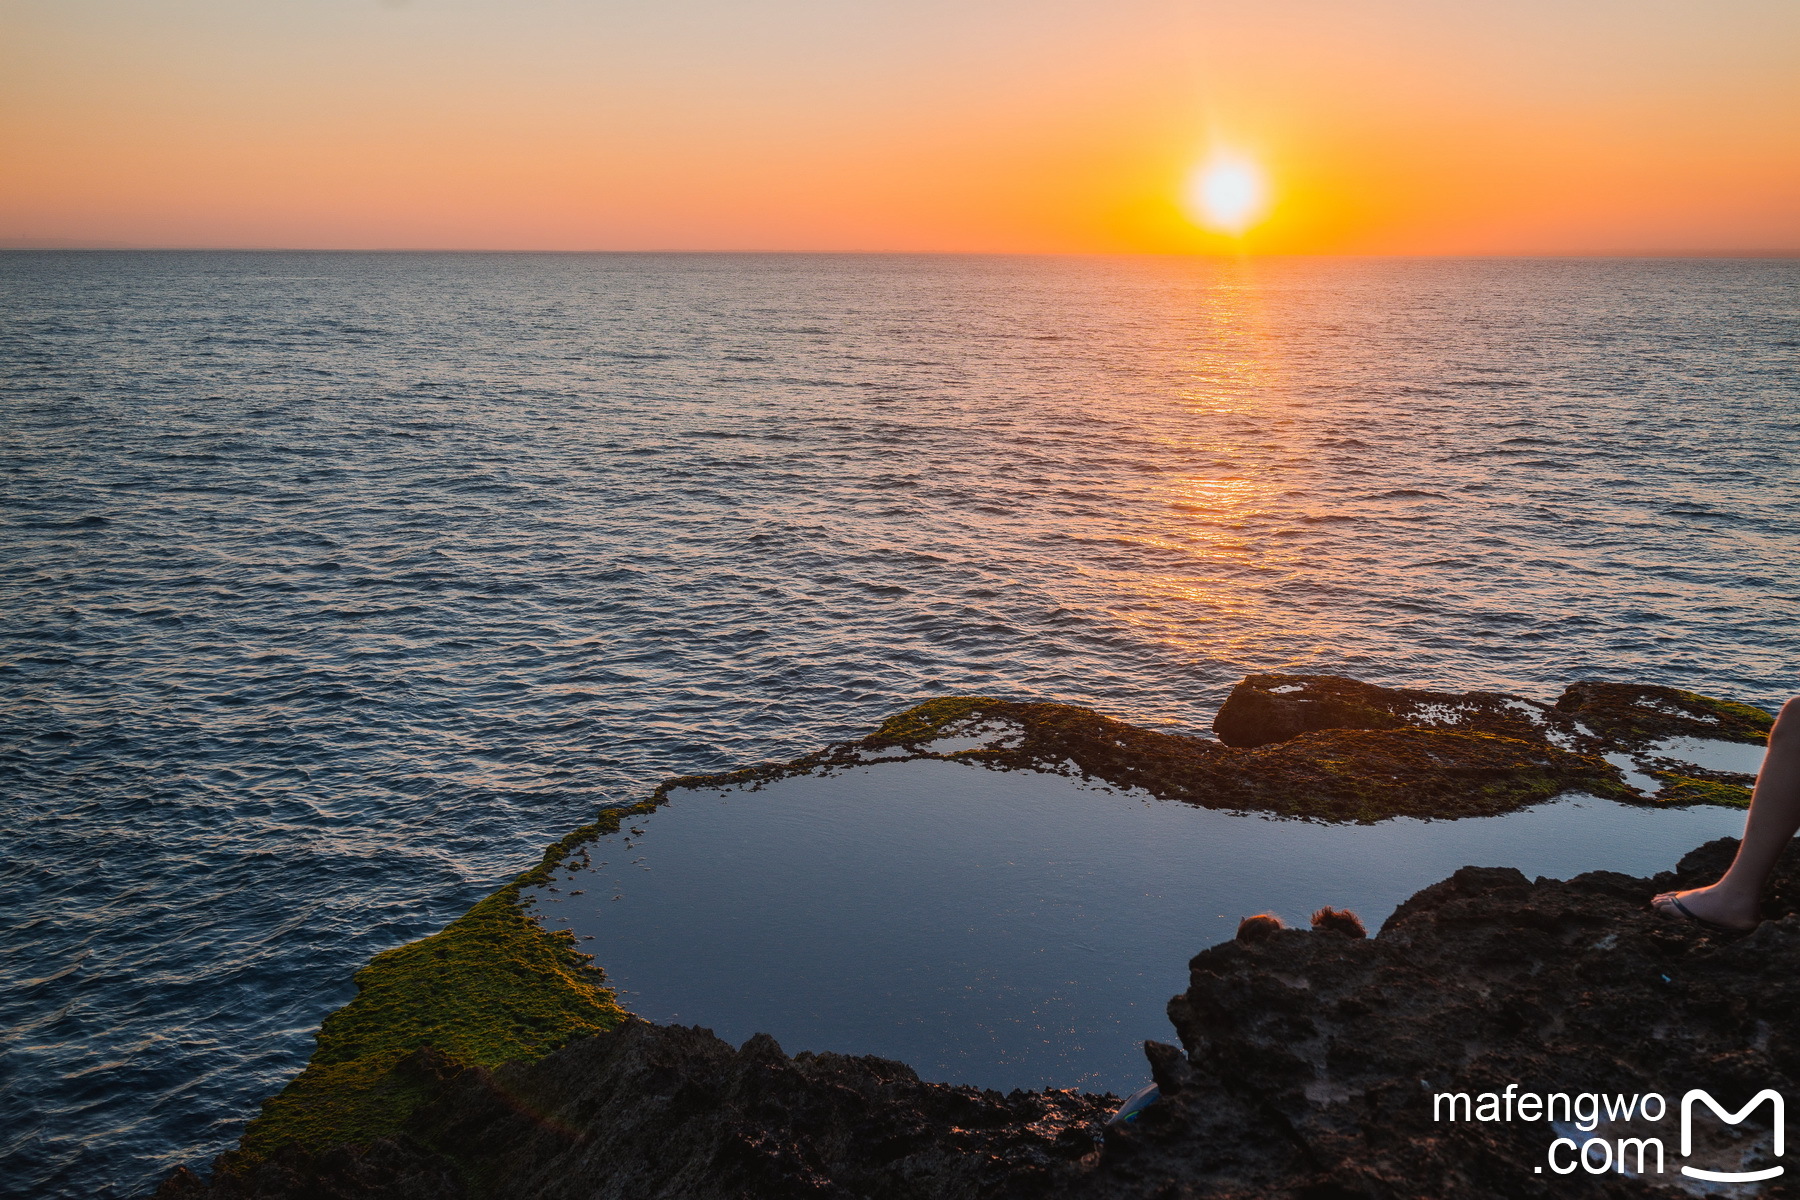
top-left (1183, 153), bottom-right (1270, 236)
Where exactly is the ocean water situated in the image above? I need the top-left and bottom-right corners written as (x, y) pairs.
top-left (1, 251), bottom-right (1796, 1197)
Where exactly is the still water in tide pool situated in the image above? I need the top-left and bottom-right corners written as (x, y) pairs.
top-left (529, 759), bottom-right (1749, 1095)
top-left (2, 252), bottom-right (1797, 1196)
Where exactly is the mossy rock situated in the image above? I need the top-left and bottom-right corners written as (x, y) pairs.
top-left (1199, 674), bottom-right (1767, 810)
top-left (227, 802), bottom-right (658, 1167)
top-left (1222, 727), bottom-right (1635, 821)
top-left (1555, 681), bottom-right (1772, 748)
top-left (1210, 674), bottom-right (1527, 748)
top-left (1651, 772), bottom-right (1753, 808)
top-left (870, 695), bottom-right (1000, 744)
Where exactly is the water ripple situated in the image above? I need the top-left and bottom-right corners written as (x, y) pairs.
top-left (1, 252), bottom-right (1797, 1196)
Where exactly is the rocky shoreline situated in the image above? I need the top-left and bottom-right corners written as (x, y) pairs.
top-left (153, 676), bottom-right (1777, 1198)
top-left (765, 674), bottom-right (1766, 821)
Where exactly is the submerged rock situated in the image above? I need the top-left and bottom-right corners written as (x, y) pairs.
top-left (155, 838), bottom-right (1800, 1199)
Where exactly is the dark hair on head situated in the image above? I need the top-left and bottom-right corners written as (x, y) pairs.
top-left (1310, 906), bottom-right (1367, 938)
top-left (1235, 913), bottom-right (1284, 943)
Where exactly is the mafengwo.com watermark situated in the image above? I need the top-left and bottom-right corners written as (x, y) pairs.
top-left (1432, 1084), bottom-right (1786, 1182)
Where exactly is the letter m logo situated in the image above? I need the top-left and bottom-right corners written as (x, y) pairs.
top-left (1681, 1089), bottom-right (1785, 1183)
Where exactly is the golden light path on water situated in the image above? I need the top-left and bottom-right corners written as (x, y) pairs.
top-left (1044, 263), bottom-right (1366, 669)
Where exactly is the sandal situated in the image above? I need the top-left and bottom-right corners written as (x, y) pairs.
top-left (1651, 891), bottom-right (1756, 934)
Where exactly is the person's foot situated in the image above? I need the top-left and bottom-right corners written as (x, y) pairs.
top-left (1651, 886), bottom-right (1759, 933)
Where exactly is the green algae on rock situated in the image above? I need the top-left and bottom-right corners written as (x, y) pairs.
top-left (1213, 673), bottom-right (1772, 758)
top-left (1554, 679), bottom-right (1774, 749)
top-left (226, 799), bottom-right (661, 1166)
top-left (1219, 727), bottom-right (1634, 821)
top-left (855, 695), bottom-right (1632, 821)
top-left (1650, 772), bottom-right (1753, 808)
top-left (870, 695), bottom-right (1001, 744)
top-left (1204, 673), bottom-right (1768, 809)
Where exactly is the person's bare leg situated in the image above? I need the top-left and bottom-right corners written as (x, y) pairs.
top-left (1653, 697), bottom-right (1800, 930)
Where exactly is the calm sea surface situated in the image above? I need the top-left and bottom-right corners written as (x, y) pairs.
top-left (2, 252), bottom-right (1796, 1196)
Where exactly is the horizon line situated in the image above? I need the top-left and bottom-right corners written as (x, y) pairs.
top-left (3, 242), bottom-right (1798, 259)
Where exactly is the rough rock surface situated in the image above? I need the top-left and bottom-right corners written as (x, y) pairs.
top-left (1132, 836), bottom-right (1800, 1199)
top-left (1207, 674), bottom-right (1771, 808)
top-left (1212, 673), bottom-right (1771, 757)
top-left (1555, 681), bottom-right (1777, 751)
top-left (1212, 674), bottom-right (1562, 749)
top-left (844, 693), bottom-right (1634, 821)
top-left (156, 838), bottom-right (1800, 1199)
top-left (156, 1023), bottom-right (1111, 1200)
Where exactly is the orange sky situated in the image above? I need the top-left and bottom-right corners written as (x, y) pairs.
top-left (2, 0), bottom-right (1795, 254)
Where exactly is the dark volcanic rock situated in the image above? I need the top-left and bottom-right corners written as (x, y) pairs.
top-left (158, 839), bottom-right (1800, 1200)
top-left (157, 1023), bottom-right (1111, 1200)
top-left (1113, 837), bottom-right (1800, 1199)
top-left (644, 677), bottom-right (1771, 831)
top-left (1212, 674), bottom-right (1559, 749)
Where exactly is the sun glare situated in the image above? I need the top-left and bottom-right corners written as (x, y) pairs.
top-left (1183, 154), bottom-right (1270, 236)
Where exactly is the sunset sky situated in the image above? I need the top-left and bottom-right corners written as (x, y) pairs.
top-left (2, 0), bottom-right (1795, 255)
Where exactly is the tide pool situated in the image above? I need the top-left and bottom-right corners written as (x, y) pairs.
top-left (530, 758), bottom-right (1746, 1095)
